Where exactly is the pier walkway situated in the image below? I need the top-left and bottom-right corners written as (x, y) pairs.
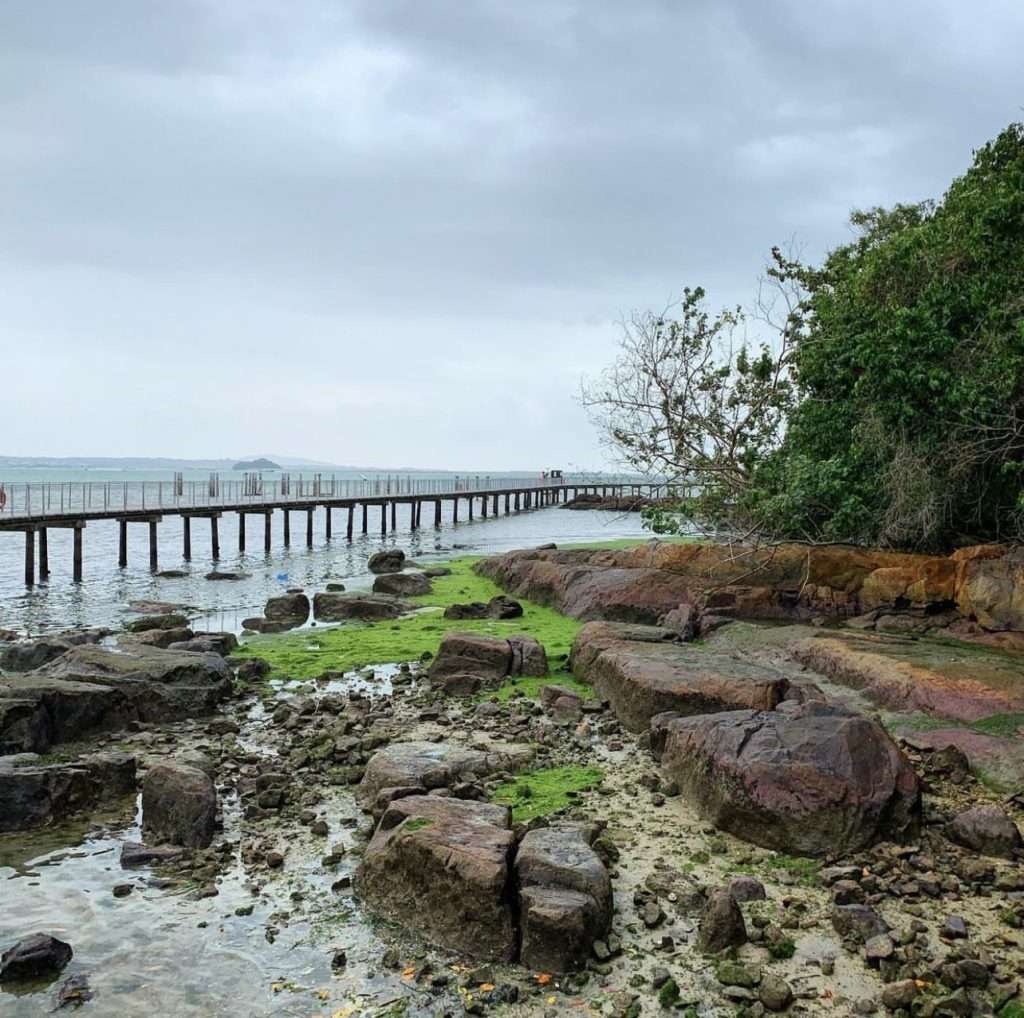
top-left (0, 474), bottom-right (658, 584)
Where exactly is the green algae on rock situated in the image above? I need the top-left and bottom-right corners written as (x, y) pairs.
top-left (230, 557), bottom-right (582, 680)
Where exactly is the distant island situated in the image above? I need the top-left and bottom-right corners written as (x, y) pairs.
top-left (232, 457), bottom-right (281, 471)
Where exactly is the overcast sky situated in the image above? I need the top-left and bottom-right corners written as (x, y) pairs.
top-left (2, 1), bottom-right (1021, 470)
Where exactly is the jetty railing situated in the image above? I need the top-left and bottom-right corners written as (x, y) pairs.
top-left (0, 472), bottom-right (639, 521)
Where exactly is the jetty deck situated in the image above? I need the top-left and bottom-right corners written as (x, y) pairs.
top-left (0, 474), bottom-right (658, 584)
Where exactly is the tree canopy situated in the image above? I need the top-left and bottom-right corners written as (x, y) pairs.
top-left (585, 123), bottom-right (1024, 550)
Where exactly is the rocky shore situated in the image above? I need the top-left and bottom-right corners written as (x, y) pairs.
top-left (1, 541), bottom-right (1022, 1017)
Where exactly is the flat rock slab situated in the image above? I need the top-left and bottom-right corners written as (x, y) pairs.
top-left (312, 592), bottom-right (412, 621)
top-left (516, 825), bottom-right (612, 972)
top-left (0, 644), bottom-right (232, 752)
top-left (357, 795), bottom-right (517, 962)
top-left (651, 701), bottom-right (920, 856)
top-left (358, 739), bottom-right (534, 812)
top-left (571, 622), bottom-right (789, 732)
top-left (372, 572), bottom-right (433, 597)
top-left (0, 751), bottom-right (136, 833)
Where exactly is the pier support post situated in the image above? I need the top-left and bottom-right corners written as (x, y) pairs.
top-left (452, 498), bottom-right (459, 524)
top-left (346, 505), bottom-right (354, 541)
top-left (411, 502), bottom-right (418, 530)
top-left (149, 520), bottom-right (158, 572)
top-left (183, 517), bottom-right (191, 560)
top-left (119, 520), bottom-right (128, 567)
top-left (504, 493), bottom-right (510, 514)
top-left (307, 508), bottom-right (314, 548)
top-left (361, 503), bottom-right (368, 534)
top-left (468, 498), bottom-right (474, 521)
top-left (380, 504), bottom-right (387, 537)
top-left (325, 508), bottom-right (332, 541)
top-left (283, 511), bottom-right (290, 547)
top-left (211, 516), bottom-right (220, 560)
top-left (24, 529), bottom-right (35, 586)
top-left (238, 513), bottom-right (246, 552)
top-left (391, 502), bottom-right (397, 531)
top-left (481, 495), bottom-right (487, 518)
top-left (73, 524), bottom-right (83, 582)
top-left (264, 512), bottom-right (272, 553)
top-left (39, 527), bottom-right (49, 579)
top-left (493, 494), bottom-right (499, 515)
top-left (434, 500), bottom-right (441, 527)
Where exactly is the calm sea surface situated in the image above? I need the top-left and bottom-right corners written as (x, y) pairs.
top-left (0, 469), bottom-right (648, 634)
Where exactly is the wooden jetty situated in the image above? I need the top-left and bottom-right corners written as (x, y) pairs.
top-left (0, 475), bottom-right (658, 585)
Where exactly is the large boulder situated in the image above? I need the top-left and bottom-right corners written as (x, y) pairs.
top-left (373, 571), bottom-right (432, 597)
top-left (356, 795), bottom-right (517, 961)
top-left (428, 633), bottom-right (547, 692)
top-left (0, 751), bottom-right (137, 832)
top-left (0, 934), bottom-right (73, 983)
top-left (515, 826), bottom-right (612, 972)
top-left (264, 593), bottom-right (310, 623)
top-left (651, 701), bottom-right (921, 856)
top-left (0, 644), bottom-right (231, 751)
top-left (142, 763), bottom-right (217, 848)
top-left (166, 632), bottom-right (239, 656)
top-left (368, 549), bottom-right (406, 574)
top-left (358, 740), bottom-right (534, 813)
top-left (312, 592), bottom-right (411, 622)
top-left (571, 622), bottom-right (789, 732)
top-left (946, 805), bottom-right (1023, 859)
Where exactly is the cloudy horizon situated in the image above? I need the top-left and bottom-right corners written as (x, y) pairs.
top-left (3, 1), bottom-right (1022, 470)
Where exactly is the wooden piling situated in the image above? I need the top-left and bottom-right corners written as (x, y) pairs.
top-left (211, 516), bottom-right (220, 559)
top-left (264, 512), bottom-right (272, 553)
top-left (481, 496), bottom-right (487, 518)
top-left (453, 498), bottom-right (459, 523)
top-left (24, 529), bottom-right (35, 586)
top-left (149, 520), bottom-right (158, 572)
top-left (346, 505), bottom-right (354, 541)
top-left (391, 502), bottom-right (397, 530)
top-left (434, 500), bottom-right (441, 527)
top-left (307, 508), bottom-right (314, 547)
top-left (380, 504), bottom-right (387, 537)
top-left (39, 527), bottom-right (49, 578)
top-left (361, 503), bottom-right (368, 534)
top-left (183, 517), bottom-right (191, 560)
top-left (238, 513), bottom-right (246, 552)
top-left (468, 498), bottom-right (474, 520)
top-left (73, 525), bottom-right (83, 582)
top-left (325, 507), bottom-right (332, 541)
top-left (283, 511), bottom-right (291, 547)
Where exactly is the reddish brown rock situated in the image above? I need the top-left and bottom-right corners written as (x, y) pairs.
top-left (429, 632), bottom-right (547, 691)
top-left (651, 701), bottom-right (921, 856)
top-left (571, 622), bottom-right (788, 732)
top-left (946, 805), bottom-right (1023, 859)
top-left (356, 795), bottom-right (517, 961)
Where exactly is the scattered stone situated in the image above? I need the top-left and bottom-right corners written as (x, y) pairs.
top-left (142, 763), bottom-right (217, 848)
top-left (368, 549), bottom-right (406, 574)
top-left (946, 804), bottom-right (1023, 859)
top-left (831, 904), bottom-right (891, 945)
top-left (698, 887), bottom-right (747, 953)
top-left (729, 875), bottom-right (767, 902)
top-left (54, 973), bottom-right (93, 1008)
top-left (0, 933), bottom-right (73, 983)
top-left (758, 974), bottom-right (794, 1012)
top-left (312, 592), bottom-right (411, 622)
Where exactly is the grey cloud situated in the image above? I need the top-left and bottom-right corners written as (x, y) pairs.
top-left (1, 0), bottom-right (1021, 466)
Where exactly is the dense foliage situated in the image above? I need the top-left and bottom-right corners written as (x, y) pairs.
top-left (588, 123), bottom-right (1024, 550)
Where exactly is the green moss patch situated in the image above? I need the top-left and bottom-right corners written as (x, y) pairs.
top-left (231, 557), bottom-right (582, 680)
top-left (971, 712), bottom-right (1024, 738)
top-left (492, 765), bottom-right (604, 822)
top-left (487, 674), bottom-right (593, 703)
